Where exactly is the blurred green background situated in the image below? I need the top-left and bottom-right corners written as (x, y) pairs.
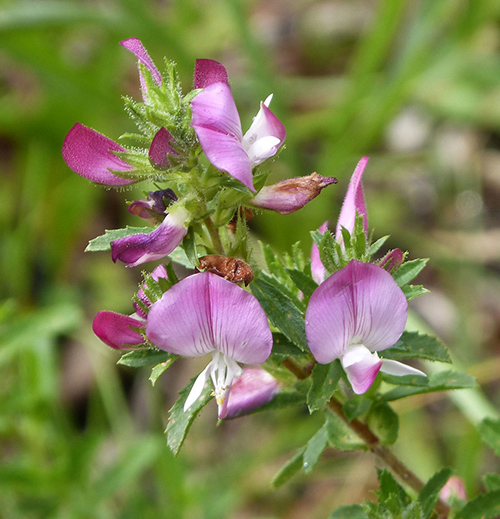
top-left (2, 0), bottom-right (500, 517)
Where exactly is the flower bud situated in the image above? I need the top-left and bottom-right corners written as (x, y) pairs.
top-left (250, 173), bottom-right (337, 214)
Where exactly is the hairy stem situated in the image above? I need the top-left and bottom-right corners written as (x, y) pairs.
top-left (283, 358), bottom-right (451, 518)
top-left (204, 217), bottom-right (224, 254)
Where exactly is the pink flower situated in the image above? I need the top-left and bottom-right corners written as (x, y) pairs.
top-left (305, 260), bottom-right (424, 394)
top-left (93, 265), bottom-right (168, 349)
top-left (191, 60), bottom-right (286, 192)
top-left (146, 272), bottom-right (273, 418)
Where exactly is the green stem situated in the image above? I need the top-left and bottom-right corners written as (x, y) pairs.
top-left (204, 217), bottom-right (224, 254)
top-left (283, 358), bottom-right (451, 518)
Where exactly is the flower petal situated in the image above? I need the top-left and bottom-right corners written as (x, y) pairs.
top-left (311, 221), bottom-right (329, 285)
top-left (250, 173), bottom-right (337, 215)
top-left (190, 125), bottom-right (254, 191)
top-left (225, 368), bottom-right (279, 418)
top-left (62, 123), bottom-right (135, 186)
top-left (120, 38), bottom-right (162, 95)
top-left (149, 127), bottom-right (178, 168)
top-left (111, 207), bottom-right (188, 267)
top-left (241, 100), bottom-right (286, 163)
top-left (379, 249), bottom-right (404, 272)
top-left (336, 157), bottom-right (369, 240)
top-left (191, 82), bottom-right (242, 140)
top-left (194, 59), bottom-right (229, 89)
top-left (341, 344), bottom-right (382, 394)
top-left (92, 311), bottom-right (145, 349)
top-left (146, 272), bottom-right (273, 363)
top-left (305, 260), bottom-right (408, 363)
top-left (380, 359), bottom-right (425, 377)
top-left (184, 363), bottom-right (211, 411)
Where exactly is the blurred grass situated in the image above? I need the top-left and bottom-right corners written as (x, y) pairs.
top-left (1, 0), bottom-right (500, 517)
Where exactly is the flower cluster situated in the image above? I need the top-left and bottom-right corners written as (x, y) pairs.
top-left (63, 38), bottom-right (427, 426)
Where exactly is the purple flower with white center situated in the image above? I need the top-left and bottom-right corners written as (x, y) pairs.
top-left (225, 368), bottom-right (279, 418)
top-left (111, 206), bottom-right (189, 267)
top-left (62, 123), bottom-right (135, 186)
top-left (146, 272), bottom-right (273, 419)
top-left (93, 265), bottom-right (168, 349)
top-left (336, 157), bottom-right (369, 240)
top-left (249, 173), bottom-right (337, 214)
top-left (305, 260), bottom-right (425, 394)
top-left (191, 60), bottom-right (286, 192)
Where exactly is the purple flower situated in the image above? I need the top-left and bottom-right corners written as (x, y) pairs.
top-left (305, 260), bottom-right (424, 394)
top-left (62, 123), bottom-right (135, 186)
top-left (336, 157), bottom-right (369, 240)
top-left (250, 173), bottom-right (337, 214)
top-left (225, 368), bottom-right (279, 418)
top-left (93, 265), bottom-right (168, 349)
top-left (191, 60), bottom-right (286, 192)
top-left (111, 206), bottom-right (189, 267)
top-left (146, 272), bottom-right (273, 419)
top-left (149, 127), bottom-right (179, 168)
top-left (379, 248), bottom-right (404, 271)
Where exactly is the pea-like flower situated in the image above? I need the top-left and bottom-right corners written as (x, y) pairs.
top-left (111, 205), bottom-right (189, 267)
top-left (93, 265), bottom-right (168, 349)
top-left (305, 260), bottom-right (425, 394)
top-left (191, 60), bottom-right (286, 192)
top-left (146, 272), bottom-right (273, 419)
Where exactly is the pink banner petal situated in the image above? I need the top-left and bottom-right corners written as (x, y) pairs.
top-left (305, 260), bottom-right (408, 363)
top-left (194, 59), bottom-right (229, 89)
top-left (120, 38), bottom-right (162, 86)
top-left (146, 272), bottom-right (272, 363)
top-left (62, 123), bottom-right (134, 186)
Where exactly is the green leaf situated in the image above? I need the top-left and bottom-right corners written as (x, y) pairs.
top-left (369, 235), bottom-right (390, 256)
top-left (303, 422), bottom-right (329, 474)
top-left (86, 226), bottom-right (153, 252)
top-left (418, 468), bottom-right (453, 518)
top-left (484, 473), bottom-right (500, 492)
top-left (380, 371), bottom-right (476, 401)
top-left (251, 274), bottom-right (308, 351)
top-left (181, 226), bottom-right (198, 268)
top-left (367, 402), bottom-right (399, 445)
top-left (272, 448), bottom-right (305, 487)
top-left (166, 375), bottom-right (214, 456)
top-left (307, 362), bottom-right (342, 412)
top-left (270, 333), bottom-right (309, 360)
top-left (329, 505), bottom-right (369, 519)
top-left (319, 230), bottom-right (345, 273)
top-left (402, 285), bottom-right (430, 300)
top-left (456, 489), bottom-right (500, 519)
top-left (392, 258), bottom-right (428, 287)
top-left (478, 418), bottom-right (500, 457)
top-left (286, 268), bottom-right (318, 300)
top-left (168, 247), bottom-right (193, 268)
top-left (343, 397), bottom-right (372, 422)
top-left (325, 413), bottom-right (365, 451)
top-left (381, 331), bottom-right (451, 363)
top-left (376, 468), bottom-right (411, 512)
top-left (118, 349), bottom-right (172, 368)
top-left (149, 356), bottom-right (179, 386)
